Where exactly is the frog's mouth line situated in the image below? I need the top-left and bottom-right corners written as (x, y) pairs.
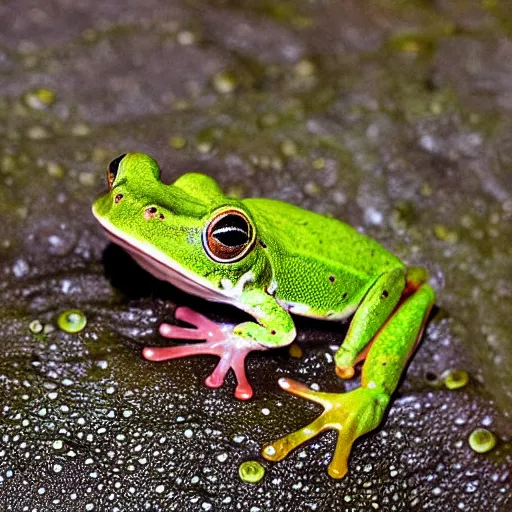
top-left (95, 216), bottom-right (234, 305)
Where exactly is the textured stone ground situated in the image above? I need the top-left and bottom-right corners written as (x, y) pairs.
top-left (0, 1), bottom-right (510, 510)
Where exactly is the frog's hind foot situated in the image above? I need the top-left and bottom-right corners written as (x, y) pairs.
top-left (335, 342), bottom-right (372, 380)
top-left (142, 306), bottom-right (264, 400)
top-left (262, 378), bottom-right (389, 478)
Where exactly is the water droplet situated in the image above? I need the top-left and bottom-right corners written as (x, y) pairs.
top-left (468, 428), bottom-right (496, 453)
top-left (71, 123), bottom-right (91, 137)
top-left (29, 320), bottom-right (43, 334)
top-left (280, 139), bottom-right (298, 157)
top-left (57, 309), bottom-right (87, 333)
top-left (12, 258), bottom-right (30, 278)
top-left (169, 136), bottom-right (187, 149)
top-left (442, 369), bottom-right (469, 390)
top-left (217, 452), bottom-right (228, 463)
top-left (177, 30), bottom-right (196, 45)
top-left (212, 71), bottom-right (238, 94)
top-left (239, 460), bottom-right (265, 483)
top-left (26, 125), bottom-right (51, 140)
top-left (47, 161), bottom-right (65, 178)
top-left (23, 88), bottom-right (56, 110)
top-left (294, 59), bottom-right (316, 77)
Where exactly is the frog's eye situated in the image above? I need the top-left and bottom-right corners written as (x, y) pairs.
top-left (107, 154), bottom-right (127, 190)
top-left (203, 209), bottom-right (255, 263)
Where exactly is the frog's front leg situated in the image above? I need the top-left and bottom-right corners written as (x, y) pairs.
top-left (263, 274), bottom-right (435, 478)
top-left (143, 289), bottom-right (295, 400)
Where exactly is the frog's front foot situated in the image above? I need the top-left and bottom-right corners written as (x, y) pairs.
top-left (142, 307), bottom-right (265, 400)
top-left (262, 378), bottom-right (390, 478)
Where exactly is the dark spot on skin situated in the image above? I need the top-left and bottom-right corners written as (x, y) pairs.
top-left (382, 362), bottom-right (387, 366)
top-left (259, 240), bottom-right (267, 248)
top-left (115, 194), bottom-right (123, 203)
top-left (271, 330), bottom-right (276, 335)
top-left (329, 275), bottom-right (336, 283)
top-left (370, 250), bottom-right (375, 257)
top-left (425, 372), bottom-right (437, 382)
top-left (382, 290), bottom-right (389, 299)
top-left (144, 207), bottom-right (159, 220)
top-left (159, 214), bottom-right (165, 220)
top-left (342, 292), bottom-right (348, 300)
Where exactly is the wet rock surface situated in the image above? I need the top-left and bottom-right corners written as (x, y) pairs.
top-left (0, 1), bottom-right (510, 511)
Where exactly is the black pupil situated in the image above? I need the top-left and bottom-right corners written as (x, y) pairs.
top-left (212, 214), bottom-right (250, 247)
top-left (108, 154), bottom-right (127, 179)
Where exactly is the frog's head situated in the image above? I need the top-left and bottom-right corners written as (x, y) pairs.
top-left (92, 153), bottom-right (271, 303)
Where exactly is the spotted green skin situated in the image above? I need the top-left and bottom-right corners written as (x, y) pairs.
top-left (92, 153), bottom-right (435, 479)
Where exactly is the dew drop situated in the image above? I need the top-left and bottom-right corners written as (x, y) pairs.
top-left (468, 428), bottom-right (496, 453)
top-left (442, 369), bottom-right (469, 390)
top-left (57, 309), bottom-right (87, 333)
top-left (239, 460), bottom-right (265, 483)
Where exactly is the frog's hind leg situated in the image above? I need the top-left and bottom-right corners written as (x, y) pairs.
top-left (338, 267), bottom-right (431, 377)
top-left (361, 271), bottom-right (435, 396)
top-left (263, 277), bottom-right (435, 478)
top-left (334, 267), bottom-right (406, 379)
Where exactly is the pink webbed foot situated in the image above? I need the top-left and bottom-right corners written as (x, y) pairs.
top-left (142, 307), bottom-right (265, 400)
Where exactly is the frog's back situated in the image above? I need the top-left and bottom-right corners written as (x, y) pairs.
top-left (243, 198), bottom-right (404, 318)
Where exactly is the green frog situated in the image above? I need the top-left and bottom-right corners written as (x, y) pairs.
top-left (92, 153), bottom-right (435, 478)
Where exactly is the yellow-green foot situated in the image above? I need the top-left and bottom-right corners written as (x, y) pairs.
top-left (262, 378), bottom-right (390, 479)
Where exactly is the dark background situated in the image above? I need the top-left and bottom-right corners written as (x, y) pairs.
top-left (0, 1), bottom-right (510, 510)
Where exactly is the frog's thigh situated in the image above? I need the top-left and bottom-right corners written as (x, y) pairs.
top-left (362, 282), bottom-right (435, 396)
top-left (335, 268), bottom-right (406, 377)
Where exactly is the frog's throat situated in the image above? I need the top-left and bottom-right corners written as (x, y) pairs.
top-left (95, 217), bottom-right (237, 305)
